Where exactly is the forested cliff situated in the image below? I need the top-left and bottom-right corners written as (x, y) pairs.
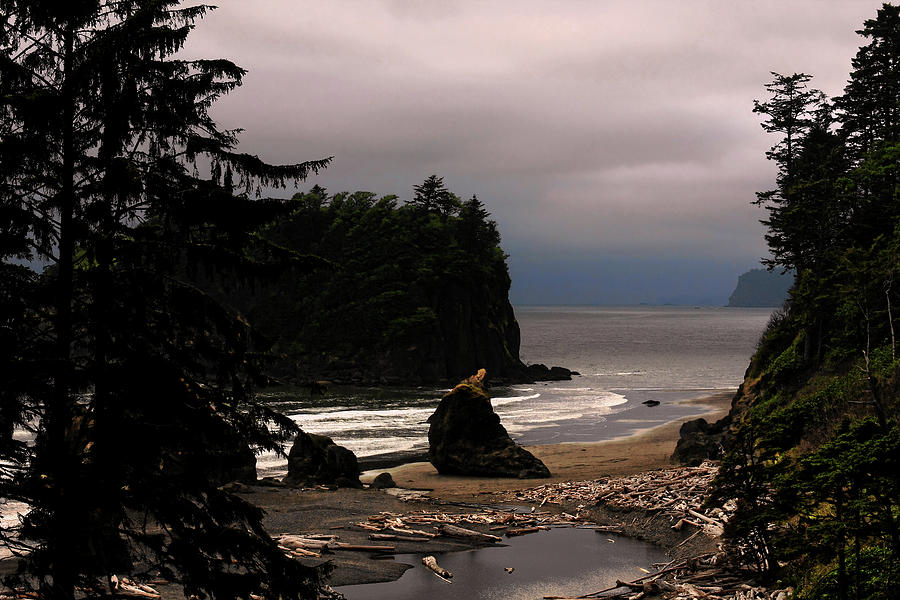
top-left (227, 177), bottom-right (557, 384)
top-left (694, 6), bottom-right (900, 599)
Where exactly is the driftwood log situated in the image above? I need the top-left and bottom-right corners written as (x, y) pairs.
top-left (422, 556), bottom-right (452, 582)
top-left (438, 523), bottom-right (502, 543)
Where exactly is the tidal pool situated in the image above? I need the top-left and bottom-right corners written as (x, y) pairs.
top-left (336, 527), bottom-right (667, 600)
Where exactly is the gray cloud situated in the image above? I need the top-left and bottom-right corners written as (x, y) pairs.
top-left (183, 0), bottom-right (885, 304)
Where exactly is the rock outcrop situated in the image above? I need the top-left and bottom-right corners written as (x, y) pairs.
top-left (427, 369), bottom-right (551, 478)
top-left (671, 417), bottom-right (729, 466)
top-left (521, 363), bottom-right (574, 382)
top-left (727, 268), bottom-right (793, 307)
top-left (284, 430), bottom-right (362, 488)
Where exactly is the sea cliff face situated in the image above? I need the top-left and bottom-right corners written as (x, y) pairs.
top-left (371, 280), bottom-right (525, 383)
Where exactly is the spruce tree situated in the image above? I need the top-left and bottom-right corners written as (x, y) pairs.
top-left (837, 3), bottom-right (900, 248)
top-left (0, 2), bottom-right (329, 598)
top-left (752, 72), bottom-right (827, 273)
top-left (410, 174), bottom-right (461, 216)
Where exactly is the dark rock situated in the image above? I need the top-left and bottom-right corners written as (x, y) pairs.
top-left (427, 369), bottom-right (551, 478)
top-left (642, 400), bottom-right (660, 406)
top-left (284, 430), bottom-right (362, 488)
top-left (671, 417), bottom-right (726, 466)
top-left (727, 268), bottom-right (793, 307)
top-left (370, 472), bottom-right (397, 489)
top-left (333, 475), bottom-right (362, 489)
top-left (523, 363), bottom-right (573, 382)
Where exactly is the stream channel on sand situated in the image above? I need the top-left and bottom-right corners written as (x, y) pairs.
top-left (336, 527), bottom-right (667, 600)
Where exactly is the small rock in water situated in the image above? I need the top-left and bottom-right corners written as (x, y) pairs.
top-left (504, 567), bottom-right (515, 574)
top-left (642, 400), bottom-right (660, 406)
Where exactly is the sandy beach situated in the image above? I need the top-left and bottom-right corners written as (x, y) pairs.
top-left (370, 390), bottom-right (732, 501)
top-left (246, 390), bottom-right (735, 589)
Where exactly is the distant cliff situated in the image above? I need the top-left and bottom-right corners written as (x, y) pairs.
top-left (726, 268), bottom-right (792, 307)
top-left (234, 181), bottom-right (567, 385)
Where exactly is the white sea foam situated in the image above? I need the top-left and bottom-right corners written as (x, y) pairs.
top-left (602, 392), bottom-right (629, 406)
top-left (491, 392), bottom-right (541, 406)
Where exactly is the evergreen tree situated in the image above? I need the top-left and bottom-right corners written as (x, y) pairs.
top-left (410, 174), bottom-right (461, 216)
top-left (458, 194), bottom-right (501, 253)
top-left (837, 3), bottom-right (900, 249)
top-left (838, 4), bottom-right (900, 162)
top-left (752, 72), bottom-right (828, 273)
top-left (1, 2), bottom-right (329, 598)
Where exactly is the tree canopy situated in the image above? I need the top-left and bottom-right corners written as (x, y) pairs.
top-left (237, 178), bottom-right (520, 384)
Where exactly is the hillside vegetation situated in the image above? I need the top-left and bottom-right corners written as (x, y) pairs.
top-left (710, 6), bottom-right (900, 599)
top-left (232, 177), bottom-right (545, 384)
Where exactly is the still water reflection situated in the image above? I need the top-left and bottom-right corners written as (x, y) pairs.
top-left (336, 528), bottom-right (667, 600)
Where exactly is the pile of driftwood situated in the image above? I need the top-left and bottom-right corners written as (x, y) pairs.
top-left (277, 533), bottom-right (399, 558)
top-left (275, 505), bottom-right (613, 561)
top-left (502, 461), bottom-right (728, 537)
top-left (544, 553), bottom-right (792, 600)
top-left (356, 506), bottom-right (614, 538)
top-left (0, 577), bottom-right (163, 600)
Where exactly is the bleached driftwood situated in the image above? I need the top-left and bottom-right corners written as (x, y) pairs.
top-left (422, 555), bottom-right (452, 583)
top-left (438, 523), bottom-right (502, 543)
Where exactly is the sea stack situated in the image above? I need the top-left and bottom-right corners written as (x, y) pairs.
top-left (284, 430), bottom-right (362, 488)
top-left (427, 369), bottom-right (551, 478)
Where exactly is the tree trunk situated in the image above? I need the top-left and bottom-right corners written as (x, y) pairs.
top-left (47, 22), bottom-right (78, 600)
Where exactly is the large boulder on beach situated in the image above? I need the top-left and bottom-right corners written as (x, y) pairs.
top-left (427, 369), bottom-right (551, 478)
top-left (672, 417), bottom-right (727, 466)
top-left (284, 430), bottom-right (362, 488)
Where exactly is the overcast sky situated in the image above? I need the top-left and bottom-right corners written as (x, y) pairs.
top-left (184, 1), bottom-right (886, 305)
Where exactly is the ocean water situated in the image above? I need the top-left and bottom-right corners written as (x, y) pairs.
top-left (256, 305), bottom-right (774, 476)
top-left (517, 305), bottom-right (773, 390)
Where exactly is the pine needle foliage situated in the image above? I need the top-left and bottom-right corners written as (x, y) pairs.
top-left (0, 2), bottom-right (330, 598)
